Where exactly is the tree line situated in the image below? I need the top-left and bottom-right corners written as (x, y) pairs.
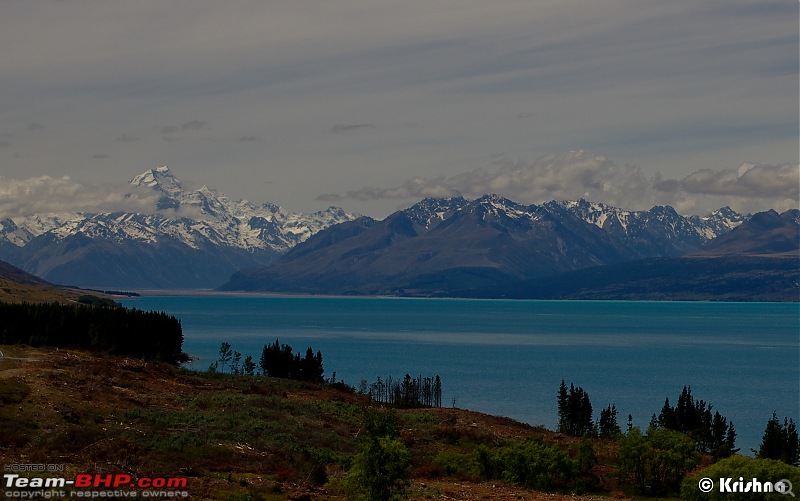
top-left (208, 341), bottom-right (444, 410)
top-left (365, 374), bottom-right (443, 409)
top-left (556, 380), bottom-right (799, 496)
top-left (0, 301), bottom-right (185, 364)
top-left (209, 339), bottom-right (325, 383)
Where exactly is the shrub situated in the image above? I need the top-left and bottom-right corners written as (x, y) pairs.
top-left (617, 426), bottom-right (699, 496)
top-left (340, 409), bottom-right (412, 501)
top-left (477, 438), bottom-right (577, 491)
top-left (681, 455), bottom-right (800, 500)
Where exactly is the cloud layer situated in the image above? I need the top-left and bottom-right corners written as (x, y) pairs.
top-left (0, 1), bottom-right (796, 216)
top-left (319, 151), bottom-right (799, 215)
top-left (0, 176), bottom-right (160, 219)
top-left (1, 151), bottom-right (795, 221)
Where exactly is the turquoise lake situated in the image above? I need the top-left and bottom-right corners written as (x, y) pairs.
top-left (120, 296), bottom-right (799, 455)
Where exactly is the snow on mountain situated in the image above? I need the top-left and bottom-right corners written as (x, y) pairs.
top-left (1, 166), bottom-right (358, 253)
top-left (550, 198), bottom-right (745, 242)
top-left (0, 167), bottom-right (360, 288)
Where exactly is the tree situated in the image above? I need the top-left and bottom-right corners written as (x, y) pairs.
top-left (655, 386), bottom-right (737, 457)
top-left (242, 355), bottom-right (256, 376)
top-left (557, 380), bottom-right (594, 436)
top-left (298, 347), bottom-right (324, 383)
top-left (758, 412), bottom-right (800, 466)
top-left (231, 351), bottom-right (242, 375)
top-left (218, 342), bottom-right (232, 373)
top-left (342, 409), bottom-right (412, 501)
top-left (599, 404), bottom-right (621, 438)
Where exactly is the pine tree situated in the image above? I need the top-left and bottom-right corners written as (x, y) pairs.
top-left (758, 412), bottom-right (800, 466)
top-left (599, 404), bottom-right (621, 437)
top-left (556, 381), bottom-right (594, 436)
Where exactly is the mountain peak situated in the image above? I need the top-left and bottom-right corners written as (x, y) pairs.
top-left (130, 166), bottom-right (183, 197)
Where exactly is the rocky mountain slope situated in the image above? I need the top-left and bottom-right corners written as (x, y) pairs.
top-left (0, 167), bottom-right (357, 289)
top-left (456, 208), bottom-right (800, 302)
top-left (220, 195), bottom-right (747, 295)
top-left (687, 208), bottom-right (800, 257)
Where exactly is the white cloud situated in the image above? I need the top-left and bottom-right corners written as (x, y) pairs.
top-left (318, 151), bottom-right (799, 215)
top-left (0, 176), bottom-right (161, 219)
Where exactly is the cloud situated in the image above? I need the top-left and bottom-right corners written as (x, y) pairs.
top-left (115, 134), bottom-right (142, 142)
top-left (318, 151), bottom-right (799, 215)
top-left (318, 176), bottom-right (459, 203)
top-left (238, 135), bottom-right (263, 143)
top-left (91, 154), bottom-right (110, 159)
top-left (160, 121), bottom-right (208, 137)
top-left (181, 120), bottom-right (207, 131)
top-left (329, 123), bottom-right (374, 134)
top-left (26, 123), bottom-right (45, 132)
top-left (0, 176), bottom-right (162, 219)
top-left (679, 163), bottom-right (798, 198)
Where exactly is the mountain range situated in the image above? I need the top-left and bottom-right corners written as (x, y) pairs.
top-left (219, 194), bottom-right (778, 296)
top-left (0, 167), bottom-right (357, 288)
top-left (2, 167), bottom-right (796, 300)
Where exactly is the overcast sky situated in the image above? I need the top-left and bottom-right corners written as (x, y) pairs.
top-left (1, 0), bottom-right (797, 219)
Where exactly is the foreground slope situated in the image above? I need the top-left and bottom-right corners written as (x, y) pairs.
top-left (0, 346), bottom-right (612, 501)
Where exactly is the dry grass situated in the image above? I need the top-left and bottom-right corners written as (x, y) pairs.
top-left (0, 346), bottom-right (618, 501)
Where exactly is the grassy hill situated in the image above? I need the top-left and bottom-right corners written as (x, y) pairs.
top-left (0, 346), bottom-right (621, 500)
top-left (0, 259), bottom-right (99, 304)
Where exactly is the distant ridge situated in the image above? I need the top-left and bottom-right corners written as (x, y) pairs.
top-left (687, 209), bottom-right (800, 257)
top-left (0, 259), bottom-right (86, 304)
top-left (219, 195), bottom-right (753, 297)
top-left (0, 259), bottom-right (50, 286)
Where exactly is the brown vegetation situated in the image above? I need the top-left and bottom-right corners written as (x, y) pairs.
top-left (0, 346), bottom-right (617, 500)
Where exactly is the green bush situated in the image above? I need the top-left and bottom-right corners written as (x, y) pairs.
top-left (340, 409), bottom-right (412, 501)
top-left (617, 426), bottom-right (699, 496)
top-left (477, 438), bottom-right (577, 491)
top-left (432, 450), bottom-right (478, 479)
top-left (681, 455), bottom-right (800, 500)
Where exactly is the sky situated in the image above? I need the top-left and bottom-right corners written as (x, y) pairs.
top-left (0, 0), bottom-right (798, 219)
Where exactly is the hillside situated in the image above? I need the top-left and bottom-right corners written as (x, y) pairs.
top-left (0, 346), bottom-right (615, 501)
top-left (0, 259), bottom-right (87, 303)
top-left (687, 209), bottom-right (800, 257)
top-left (463, 256), bottom-right (799, 302)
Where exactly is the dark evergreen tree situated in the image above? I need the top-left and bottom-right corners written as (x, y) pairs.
top-left (298, 346), bottom-right (324, 383)
top-left (0, 301), bottom-right (184, 363)
top-left (599, 404), bottom-right (621, 438)
top-left (557, 381), bottom-right (594, 436)
top-left (758, 412), bottom-right (800, 466)
top-left (656, 386), bottom-right (736, 457)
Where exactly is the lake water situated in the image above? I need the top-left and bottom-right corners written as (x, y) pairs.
top-left (120, 295), bottom-right (799, 455)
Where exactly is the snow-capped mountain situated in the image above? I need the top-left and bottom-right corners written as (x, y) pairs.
top-left (221, 194), bottom-right (750, 294)
top-left (0, 167), bottom-right (358, 288)
top-left (547, 199), bottom-right (747, 256)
